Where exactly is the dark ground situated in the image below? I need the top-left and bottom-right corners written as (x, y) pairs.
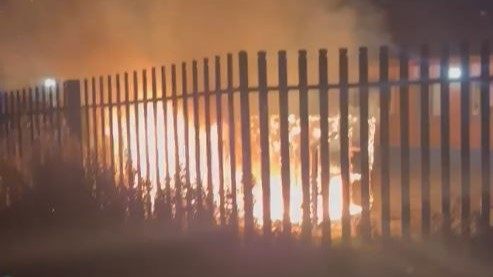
top-left (1, 226), bottom-right (492, 277)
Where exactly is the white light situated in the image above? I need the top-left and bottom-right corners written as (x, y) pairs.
top-left (448, 67), bottom-right (462, 79)
top-left (43, 78), bottom-right (56, 89)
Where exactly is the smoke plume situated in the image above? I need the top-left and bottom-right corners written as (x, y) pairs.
top-left (0, 0), bottom-right (390, 90)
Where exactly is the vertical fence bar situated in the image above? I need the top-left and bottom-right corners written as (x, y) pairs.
top-left (124, 73), bottom-right (132, 182)
top-left (22, 89), bottom-right (28, 153)
top-left (420, 45), bottom-right (431, 236)
top-left (460, 42), bottom-right (471, 237)
top-left (204, 59), bottom-right (214, 220)
top-left (0, 92), bottom-right (4, 158)
top-left (7, 91), bottom-right (13, 158)
top-left (171, 64), bottom-right (183, 226)
top-left (480, 41), bottom-right (491, 230)
top-left (298, 50), bottom-right (311, 240)
top-left (0, 93), bottom-right (5, 157)
top-left (99, 76), bottom-right (107, 167)
top-left (278, 51), bottom-right (291, 236)
top-left (55, 83), bottom-right (62, 149)
top-left (227, 54), bottom-right (238, 230)
top-left (339, 49), bottom-right (351, 242)
top-left (116, 74), bottom-right (125, 185)
top-left (28, 88), bottom-right (35, 144)
top-left (108, 76), bottom-right (116, 172)
top-left (0, 92), bottom-right (2, 156)
top-left (34, 87), bottom-right (41, 139)
top-left (152, 68), bottom-right (160, 189)
top-left (215, 56), bottom-right (226, 227)
top-left (15, 90), bottom-right (23, 160)
top-left (48, 86), bottom-right (54, 142)
top-left (41, 86), bottom-right (47, 127)
top-left (10, 91), bottom-right (15, 159)
top-left (182, 63), bottom-right (191, 221)
top-left (359, 47), bottom-right (371, 240)
top-left (192, 61), bottom-right (203, 213)
top-left (400, 48), bottom-right (411, 239)
top-left (318, 49), bottom-right (331, 244)
top-left (40, 87), bottom-right (46, 156)
top-left (440, 45), bottom-right (451, 235)
top-left (91, 78), bottom-right (98, 166)
top-left (11, 91), bottom-right (17, 159)
top-left (5, 92), bottom-right (11, 158)
top-left (142, 70), bottom-right (150, 180)
top-left (74, 80), bottom-right (85, 160)
top-left (258, 51), bottom-right (271, 236)
top-left (0, 91), bottom-right (5, 157)
top-left (5, 91), bottom-right (11, 158)
top-left (133, 71), bottom-right (141, 180)
top-left (239, 51), bottom-right (254, 238)
top-left (161, 66), bottom-right (172, 209)
top-left (84, 79), bottom-right (90, 163)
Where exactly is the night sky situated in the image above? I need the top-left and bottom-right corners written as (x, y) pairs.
top-left (376, 0), bottom-right (493, 46)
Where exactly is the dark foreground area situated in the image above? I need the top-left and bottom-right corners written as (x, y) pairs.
top-left (1, 227), bottom-right (493, 277)
top-left (0, 155), bottom-right (492, 276)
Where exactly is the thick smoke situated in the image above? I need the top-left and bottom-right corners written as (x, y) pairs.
top-left (0, 0), bottom-right (390, 90)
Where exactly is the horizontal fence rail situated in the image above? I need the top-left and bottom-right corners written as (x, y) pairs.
top-left (0, 42), bottom-right (492, 243)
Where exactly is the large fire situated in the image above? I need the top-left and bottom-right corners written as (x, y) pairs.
top-left (104, 101), bottom-right (376, 228)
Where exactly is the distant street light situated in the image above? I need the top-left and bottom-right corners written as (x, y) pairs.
top-left (448, 67), bottom-right (462, 79)
top-left (43, 78), bottom-right (57, 89)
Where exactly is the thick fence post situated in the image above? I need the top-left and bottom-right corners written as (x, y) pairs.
top-left (64, 80), bottom-right (82, 140)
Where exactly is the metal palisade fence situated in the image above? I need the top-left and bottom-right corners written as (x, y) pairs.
top-left (0, 42), bottom-right (492, 243)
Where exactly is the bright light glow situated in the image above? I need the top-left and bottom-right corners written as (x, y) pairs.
top-left (448, 67), bottom-right (462, 79)
top-left (328, 174), bottom-right (363, 221)
top-left (106, 101), bottom-right (375, 229)
top-left (44, 78), bottom-right (57, 89)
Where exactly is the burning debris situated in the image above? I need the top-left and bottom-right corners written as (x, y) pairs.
top-left (108, 104), bottom-right (376, 231)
